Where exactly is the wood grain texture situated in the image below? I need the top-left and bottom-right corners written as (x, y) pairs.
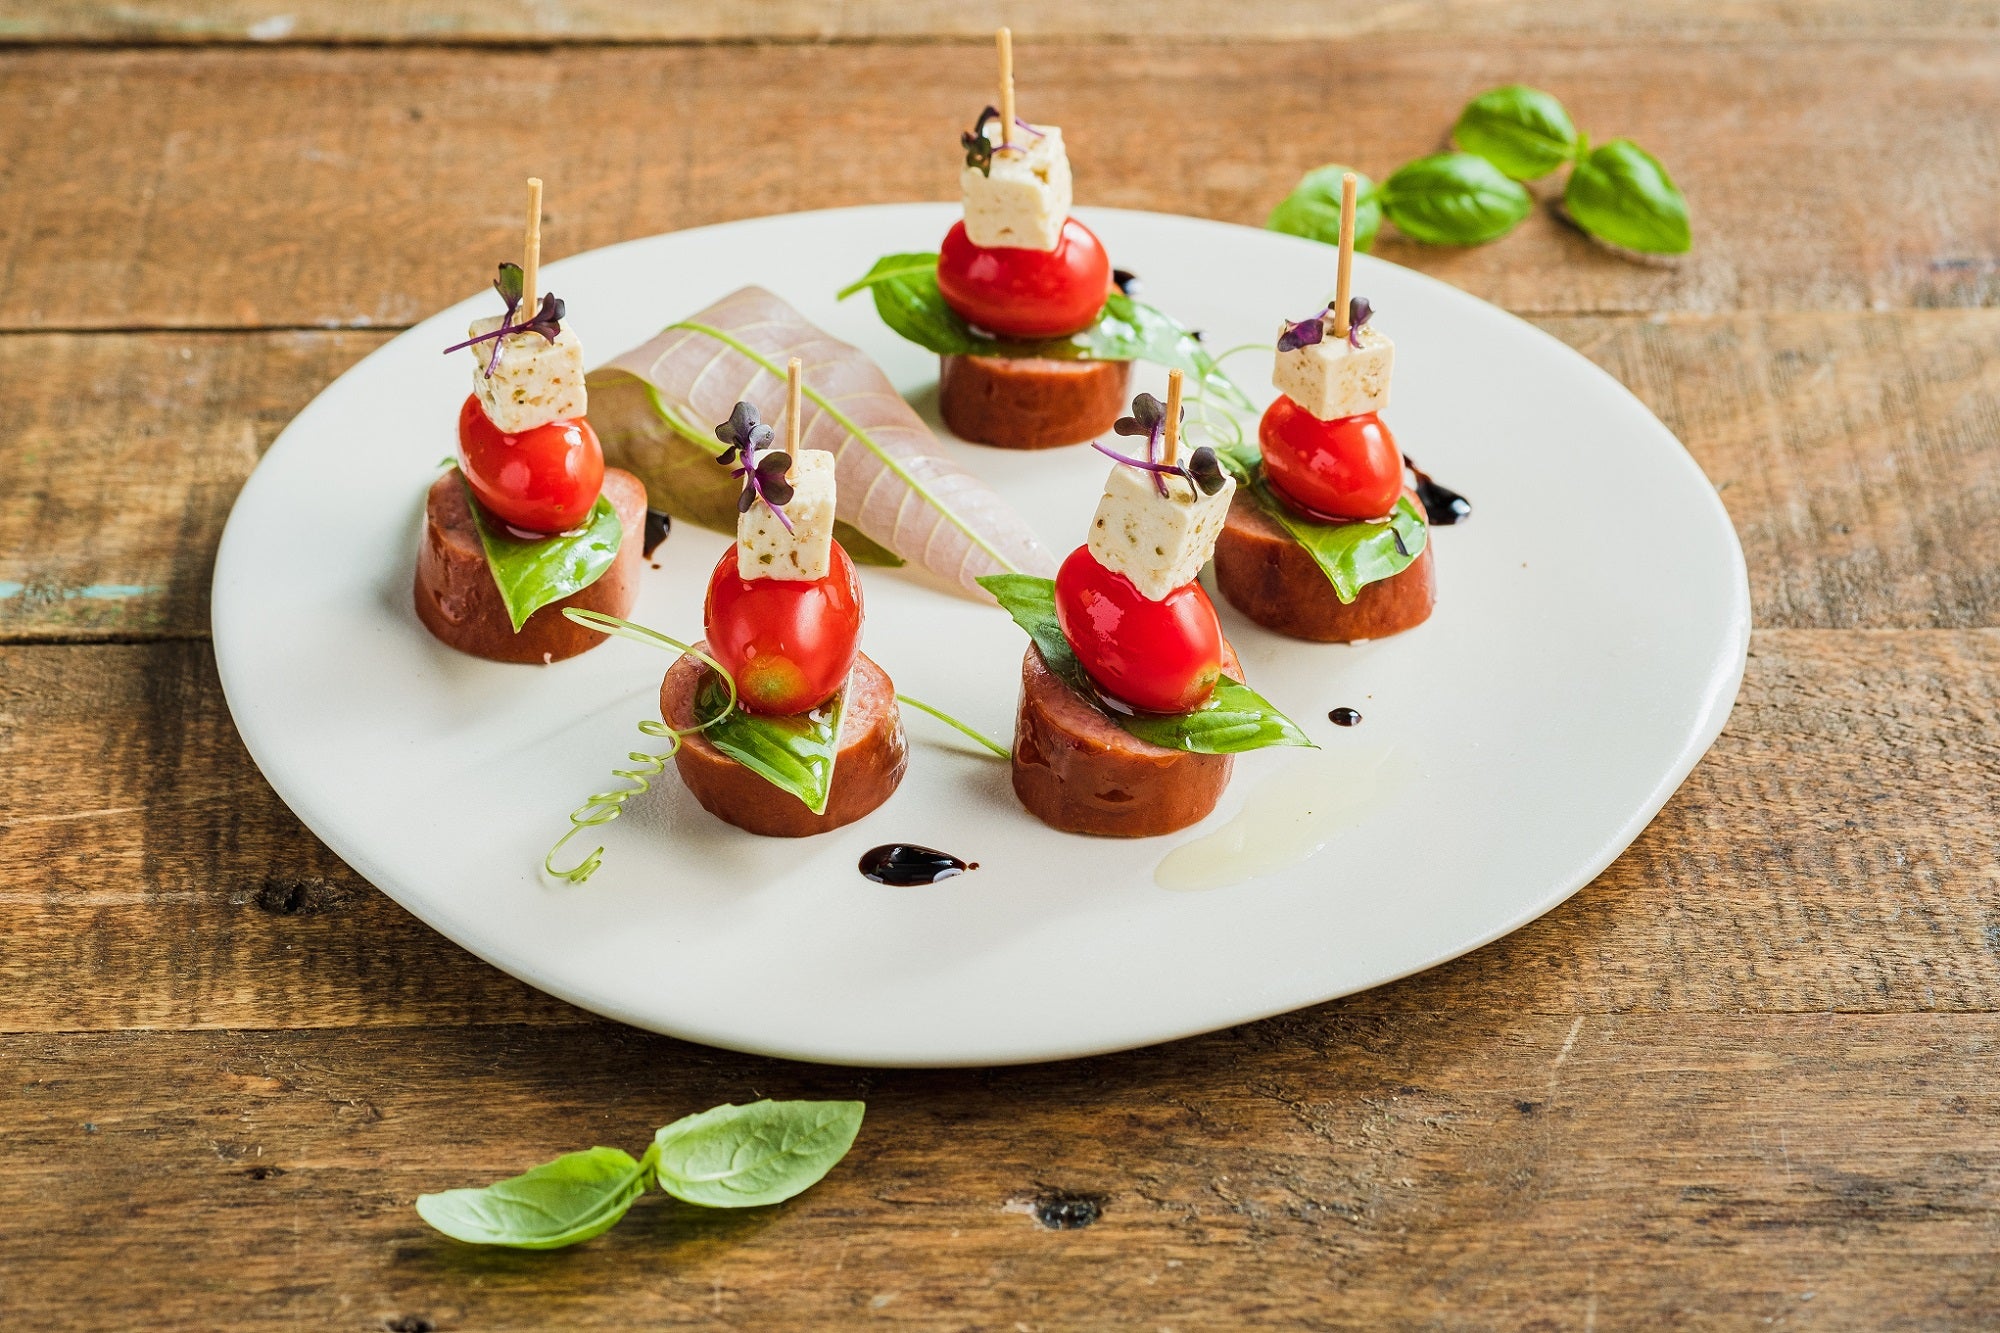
top-left (0, 39), bottom-right (1995, 331)
top-left (8, 311), bottom-right (1997, 643)
top-left (2, 628), bottom-right (1996, 1033)
top-left (7, 0), bottom-right (1997, 43)
top-left (5, 1016), bottom-right (1999, 1329)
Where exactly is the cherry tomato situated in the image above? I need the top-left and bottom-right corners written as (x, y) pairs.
top-left (1258, 399), bottom-right (1403, 522)
top-left (936, 218), bottom-right (1113, 339)
top-left (457, 395), bottom-right (605, 535)
top-left (1053, 546), bottom-right (1222, 715)
top-left (704, 543), bottom-right (863, 716)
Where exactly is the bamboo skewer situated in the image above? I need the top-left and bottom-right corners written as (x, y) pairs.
top-left (521, 177), bottom-right (543, 318)
top-left (786, 357), bottom-right (803, 479)
top-left (997, 27), bottom-right (1017, 153)
top-left (1163, 369), bottom-right (1184, 468)
top-left (1332, 171), bottom-right (1357, 339)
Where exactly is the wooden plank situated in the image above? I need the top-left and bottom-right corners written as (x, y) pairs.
top-left (2, 627), bottom-right (1997, 1033)
top-left (0, 40), bottom-right (1993, 330)
top-left (4, 1015), bottom-right (1999, 1328)
top-left (7, 0), bottom-right (1997, 43)
top-left (9, 310), bottom-right (1999, 643)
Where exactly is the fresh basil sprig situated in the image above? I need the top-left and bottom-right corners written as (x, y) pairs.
top-left (1266, 165), bottom-right (1382, 252)
top-left (417, 1100), bottom-right (865, 1249)
top-left (977, 574), bottom-right (1312, 756)
top-left (838, 254), bottom-right (1251, 412)
top-left (696, 669), bottom-right (844, 815)
top-left (1270, 86), bottom-right (1688, 256)
top-left (456, 470), bottom-right (623, 632)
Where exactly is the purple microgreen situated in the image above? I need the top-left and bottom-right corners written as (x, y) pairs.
top-left (493, 262), bottom-right (525, 313)
top-left (516, 292), bottom-right (566, 344)
top-left (713, 401), bottom-right (792, 533)
top-left (1346, 295), bottom-right (1373, 348)
top-left (962, 105), bottom-right (1000, 176)
top-left (1012, 117), bottom-right (1045, 139)
top-left (1276, 307), bottom-right (1329, 353)
top-left (1113, 392), bottom-right (1178, 495)
top-left (1186, 446), bottom-right (1226, 496)
top-left (1091, 441), bottom-right (1224, 499)
top-left (441, 266), bottom-right (567, 378)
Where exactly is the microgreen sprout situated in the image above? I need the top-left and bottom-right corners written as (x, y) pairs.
top-left (441, 262), bottom-right (568, 377)
top-left (1276, 296), bottom-right (1374, 354)
top-left (962, 106), bottom-right (1001, 175)
top-left (1099, 392), bottom-right (1225, 498)
top-left (714, 401), bottom-right (794, 532)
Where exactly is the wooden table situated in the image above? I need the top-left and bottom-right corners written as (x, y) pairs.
top-left (4, 3), bottom-right (1998, 1327)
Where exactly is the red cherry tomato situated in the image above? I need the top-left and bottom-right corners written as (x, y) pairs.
top-left (704, 542), bottom-right (863, 716)
top-left (1053, 546), bottom-right (1222, 715)
top-left (936, 218), bottom-right (1113, 339)
top-left (457, 395), bottom-right (605, 535)
top-left (1257, 399), bottom-right (1403, 522)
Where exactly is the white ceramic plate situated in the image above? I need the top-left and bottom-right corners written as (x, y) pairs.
top-left (213, 204), bottom-right (1748, 1067)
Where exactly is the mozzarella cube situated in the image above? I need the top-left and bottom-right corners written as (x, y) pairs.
top-left (466, 314), bottom-right (587, 433)
top-left (1086, 461), bottom-right (1236, 602)
top-left (1271, 321), bottom-right (1393, 422)
top-left (961, 122), bottom-right (1071, 252)
top-left (737, 449), bottom-right (837, 582)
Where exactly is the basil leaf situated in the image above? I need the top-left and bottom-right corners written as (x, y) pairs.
top-left (652, 1100), bottom-right (865, 1209)
top-left (839, 256), bottom-right (1249, 410)
top-left (833, 521), bottom-right (904, 567)
top-left (976, 574), bottom-right (1312, 756)
top-left (1451, 85), bottom-right (1579, 181)
top-left (1380, 152), bottom-right (1533, 246)
top-left (1266, 164), bottom-right (1382, 252)
top-left (415, 1146), bottom-right (648, 1249)
top-left (696, 669), bottom-right (843, 815)
top-left (1564, 139), bottom-right (1691, 255)
top-left (460, 474), bottom-right (623, 632)
top-left (1253, 481), bottom-right (1427, 604)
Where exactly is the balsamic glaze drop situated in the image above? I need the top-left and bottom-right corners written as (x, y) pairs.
top-left (1112, 268), bottom-right (1141, 296)
top-left (859, 845), bottom-right (977, 886)
top-left (1329, 707), bottom-right (1364, 727)
top-left (642, 508), bottom-right (672, 558)
top-left (1403, 455), bottom-right (1472, 525)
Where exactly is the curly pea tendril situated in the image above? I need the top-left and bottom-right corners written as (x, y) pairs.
top-left (543, 610), bottom-right (740, 885)
top-left (542, 610), bottom-right (1009, 885)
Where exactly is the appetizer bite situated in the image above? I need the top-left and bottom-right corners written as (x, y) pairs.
top-left (661, 362), bottom-right (909, 837)
top-left (1211, 173), bottom-right (1441, 642)
top-left (840, 29), bottom-right (1246, 450)
top-left (417, 179), bottom-right (646, 663)
top-left (980, 373), bottom-right (1311, 837)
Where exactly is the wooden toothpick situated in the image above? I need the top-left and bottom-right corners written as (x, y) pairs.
top-left (1163, 369), bottom-right (1184, 468)
top-left (522, 177), bottom-right (544, 318)
top-left (997, 27), bottom-right (1016, 152)
top-left (786, 357), bottom-right (803, 477)
top-left (1332, 171), bottom-right (1357, 339)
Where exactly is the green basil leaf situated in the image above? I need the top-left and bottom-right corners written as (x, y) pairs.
top-left (976, 574), bottom-right (1312, 756)
top-left (833, 521), bottom-right (904, 567)
top-left (460, 474), bottom-right (623, 632)
top-left (415, 1146), bottom-right (648, 1249)
top-left (652, 1100), bottom-right (865, 1209)
top-left (839, 256), bottom-right (1249, 410)
top-left (1451, 85), bottom-right (1579, 181)
top-left (1266, 164), bottom-right (1382, 252)
top-left (1252, 481), bottom-right (1427, 604)
top-left (696, 669), bottom-right (843, 815)
top-left (1380, 152), bottom-right (1534, 246)
top-left (1563, 138), bottom-right (1691, 255)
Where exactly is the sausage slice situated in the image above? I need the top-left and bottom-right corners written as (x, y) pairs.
top-left (939, 354), bottom-right (1131, 449)
top-left (661, 647), bottom-right (908, 837)
top-left (414, 467), bottom-right (646, 663)
top-left (1011, 641), bottom-right (1243, 837)
top-left (1210, 489), bottom-right (1435, 643)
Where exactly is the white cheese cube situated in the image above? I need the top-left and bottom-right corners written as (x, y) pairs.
top-left (466, 314), bottom-right (587, 434)
top-left (737, 449), bottom-right (837, 582)
top-left (1086, 461), bottom-right (1237, 602)
top-left (1270, 320), bottom-right (1393, 422)
top-left (960, 122), bottom-right (1072, 252)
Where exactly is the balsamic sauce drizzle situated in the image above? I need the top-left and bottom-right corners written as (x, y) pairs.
top-left (1403, 455), bottom-right (1472, 526)
top-left (859, 845), bottom-right (977, 886)
top-left (1328, 707), bottom-right (1364, 727)
top-left (642, 508), bottom-right (672, 558)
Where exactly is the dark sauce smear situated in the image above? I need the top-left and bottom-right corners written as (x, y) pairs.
top-left (1112, 268), bottom-right (1141, 296)
top-left (642, 508), bottom-right (672, 558)
top-left (859, 845), bottom-right (977, 886)
top-left (1403, 455), bottom-right (1472, 525)
top-left (1329, 707), bottom-right (1364, 727)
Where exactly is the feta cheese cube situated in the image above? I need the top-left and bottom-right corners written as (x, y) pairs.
top-left (1086, 460), bottom-right (1237, 602)
top-left (1271, 321), bottom-right (1393, 422)
top-left (960, 122), bottom-right (1072, 252)
top-left (737, 448), bottom-right (837, 582)
top-left (466, 314), bottom-right (588, 434)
